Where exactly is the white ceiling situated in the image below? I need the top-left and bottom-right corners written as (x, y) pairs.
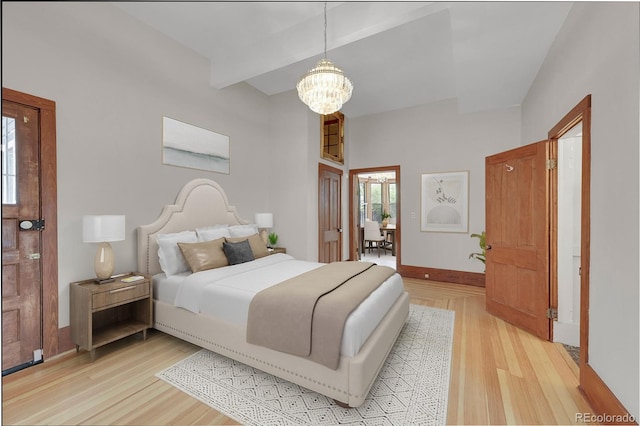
top-left (114, 2), bottom-right (573, 117)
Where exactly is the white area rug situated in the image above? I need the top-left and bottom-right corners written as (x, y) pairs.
top-left (157, 305), bottom-right (455, 425)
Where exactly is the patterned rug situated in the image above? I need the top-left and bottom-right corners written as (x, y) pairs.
top-left (157, 305), bottom-right (455, 425)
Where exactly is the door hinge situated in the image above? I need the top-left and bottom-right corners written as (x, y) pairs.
top-left (546, 159), bottom-right (557, 170)
top-left (546, 307), bottom-right (558, 320)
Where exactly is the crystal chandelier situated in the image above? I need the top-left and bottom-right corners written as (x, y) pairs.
top-left (297, 2), bottom-right (353, 115)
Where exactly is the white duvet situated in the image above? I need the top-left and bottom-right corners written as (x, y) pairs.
top-left (155, 253), bottom-right (405, 357)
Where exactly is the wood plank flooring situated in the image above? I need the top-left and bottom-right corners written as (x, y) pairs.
top-left (2, 278), bottom-right (595, 425)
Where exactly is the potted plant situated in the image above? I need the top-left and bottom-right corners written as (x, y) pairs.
top-left (268, 232), bottom-right (278, 248)
top-left (468, 231), bottom-right (486, 266)
top-left (381, 211), bottom-right (391, 227)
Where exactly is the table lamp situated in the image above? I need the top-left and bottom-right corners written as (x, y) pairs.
top-left (254, 213), bottom-right (273, 246)
top-left (82, 215), bottom-right (125, 283)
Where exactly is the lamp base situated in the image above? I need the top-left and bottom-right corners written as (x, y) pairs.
top-left (93, 277), bottom-right (115, 285)
top-left (259, 229), bottom-right (269, 246)
top-left (94, 242), bottom-right (115, 283)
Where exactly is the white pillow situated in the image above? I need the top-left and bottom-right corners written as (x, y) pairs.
top-left (196, 226), bottom-right (231, 242)
top-left (228, 224), bottom-right (259, 237)
top-left (156, 230), bottom-right (198, 276)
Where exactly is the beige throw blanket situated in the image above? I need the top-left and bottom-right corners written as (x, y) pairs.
top-left (246, 261), bottom-right (395, 370)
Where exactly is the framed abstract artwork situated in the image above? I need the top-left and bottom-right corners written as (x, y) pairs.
top-left (421, 171), bottom-right (469, 233)
top-left (162, 117), bottom-right (230, 174)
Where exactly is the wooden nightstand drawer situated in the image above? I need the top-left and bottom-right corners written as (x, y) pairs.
top-left (92, 281), bottom-right (150, 311)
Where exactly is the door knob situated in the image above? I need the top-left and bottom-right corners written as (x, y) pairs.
top-left (486, 244), bottom-right (492, 250)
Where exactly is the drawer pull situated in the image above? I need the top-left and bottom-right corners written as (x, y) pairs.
top-left (110, 285), bottom-right (136, 294)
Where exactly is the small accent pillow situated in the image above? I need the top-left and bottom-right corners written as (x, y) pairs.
top-left (226, 233), bottom-right (269, 259)
top-left (222, 239), bottom-right (255, 265)
top-left (178, 237), bottom-right (228, 273)
top-left (156, 230), bottom-right (198, 276)
top-left (196, 226), bottom-right (231, 242)
top-left (228, 224), bottom-right (259, 238)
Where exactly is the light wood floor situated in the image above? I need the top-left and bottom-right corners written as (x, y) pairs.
top-left (2, 279), bottom-right (595, 425)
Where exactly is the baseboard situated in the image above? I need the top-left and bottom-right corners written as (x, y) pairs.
top-left (398, 264), bottom-right (485, 287)
top-left (580, 363), bottom-right (637, 424)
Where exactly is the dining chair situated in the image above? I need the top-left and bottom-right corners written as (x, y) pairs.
top-left (363, 220), bottom-right (386, 257)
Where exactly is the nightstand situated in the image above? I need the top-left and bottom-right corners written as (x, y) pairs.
top-left (269, 247), bottom-right (286, 254)
top-left (70, 273), bottom-right (152, 360)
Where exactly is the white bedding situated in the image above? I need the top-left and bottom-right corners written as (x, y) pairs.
top-left (153, 254), bottom-right (404, 357)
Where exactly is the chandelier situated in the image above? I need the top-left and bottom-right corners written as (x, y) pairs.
top-left (297, 2), bottom-right (353, 115)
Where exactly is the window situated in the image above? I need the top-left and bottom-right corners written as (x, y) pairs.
top-left (371, 183), bottom-right (382, 222)
top-left (389, 182), bottom-right (397, 219)
top-left (2, 116), bottom-right (16, 204)
top-left (358, 173), bottom-right (396, 223)
top-left (359, 182), bottom-right (366, 225)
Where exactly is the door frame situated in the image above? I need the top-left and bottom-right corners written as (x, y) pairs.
top-left (348, 165), bottom-right (401, 265)
top-left (547, 95), bottom-right (591, 379)
top-left (2, 88), bottom-right (59, 359)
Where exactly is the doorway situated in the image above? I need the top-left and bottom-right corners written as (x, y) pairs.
top-left (349, 165), bottom-right (400, 269)
top-left (548, 95), bottom-right (591, 372)
top-left (553, 122), bottom-right (582, 348)
top-left (484, 95), bottom-right (591, 347)
top-left (318, 163), bottom-right (342, 263)
top-left (2, 88), bottom-right (59, 373)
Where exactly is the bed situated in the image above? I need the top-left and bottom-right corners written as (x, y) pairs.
top-left (137, 178), bottom-right (410, 407)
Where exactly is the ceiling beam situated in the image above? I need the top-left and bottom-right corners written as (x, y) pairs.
top-left (209, 2), bottom-right (450, 89)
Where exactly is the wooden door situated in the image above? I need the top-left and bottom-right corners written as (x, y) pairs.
top-left (318, 163), bottom-right (342, 263)
top-left (485, 141), bottom-right (551, 340)
top-left (2, 99), bottom-right (44, 372)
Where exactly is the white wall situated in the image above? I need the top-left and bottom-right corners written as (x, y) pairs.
top-left (2, 3), bottom-right (275, 328)
top-left (267, 90), bottom-right (318, 260)
top-left (348, 98), bottom-right (520, 273)
top-left (521, 2), bottom-right (639, 418)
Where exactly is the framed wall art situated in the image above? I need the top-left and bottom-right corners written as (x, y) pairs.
top-left (421, 170), bottom-right (469, 233)
top-left (162, 117), bottom-right (230, 174)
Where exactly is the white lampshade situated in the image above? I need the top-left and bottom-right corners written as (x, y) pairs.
top-left (82, 215), bottom-right (125, 243)
top-left (254, 213), bottom-right (273, 229)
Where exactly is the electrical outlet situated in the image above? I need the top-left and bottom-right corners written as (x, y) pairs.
top-left (424, 273), bottom-right (430, 279)
top-left (411, 212), bottom-right (416, 220)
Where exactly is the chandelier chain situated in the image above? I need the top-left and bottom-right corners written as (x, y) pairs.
top-left (323, 2), bottom-right (327, 59)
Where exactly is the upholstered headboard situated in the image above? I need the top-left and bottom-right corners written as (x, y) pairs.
top-left (137, 178), bottom-right (249, 276)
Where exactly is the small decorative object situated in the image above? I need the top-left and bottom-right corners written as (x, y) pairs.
top-left (268, 232), bottom-right (278, 248)
top-left (421, 171), bottom-right (469, 233)
top-left (381, 211), bottom-right (391, 227)
top-left (82, 215), bottom-right (126, 283)
top-left (468, 231), bottom-right (486, 265)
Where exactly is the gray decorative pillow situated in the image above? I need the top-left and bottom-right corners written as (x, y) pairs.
top-left (222, 239), bottom-right (255, 265)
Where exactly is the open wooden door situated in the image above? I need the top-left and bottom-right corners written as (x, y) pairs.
top-left (485, 140), bottom-right (551, 340)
